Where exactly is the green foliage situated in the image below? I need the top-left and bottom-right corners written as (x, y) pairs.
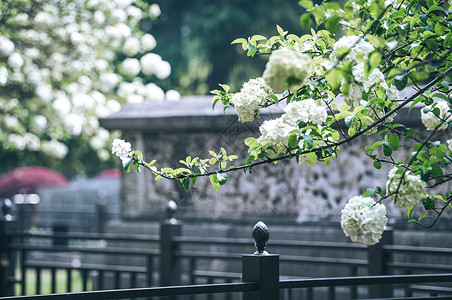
top-left (211, 84), bottom-right (232, 110)
top-left (152, 0), bottom-right (305, 94)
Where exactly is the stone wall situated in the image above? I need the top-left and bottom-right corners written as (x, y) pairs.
top-left (100, 93), bottom-right (451, 224)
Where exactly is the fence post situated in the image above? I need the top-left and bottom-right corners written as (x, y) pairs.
top-left (96, 190), bottom-right (108, 233)
top-left (160, 200), bottom-right (182, 288)
top-left (0, 198), bottom-right (16, 297)
top-left (368, 227), bottom-right (393, 298)
top-left (242, 221), bottom-right (279, 300)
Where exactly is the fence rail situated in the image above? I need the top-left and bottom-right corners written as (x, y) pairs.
top-left (0, 282), bottom-right (259, 300)
top-left (2, 273), bottom-right (452, 300)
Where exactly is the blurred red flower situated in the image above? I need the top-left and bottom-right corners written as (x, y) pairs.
top-left (0, 166), bottom-right (68, 197)
top-left (97, 169), bottom-right (121, 179)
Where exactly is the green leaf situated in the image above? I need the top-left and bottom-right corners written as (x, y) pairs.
top-left (369, 52), bottom-right (382, 70)
top-left (417, 151), bottom-right (430, 162)
top-left (418, 213), bottom-right (427, 222)
top-left (219, 84), bottom-right (230, 93)
top-left (432, 194), bottom-right (446, 202)
top-left (422, 197), bottom-right (435, 210)
top-left (325, 14), bottom-right (340, 34)
top-left (311, 6), bottom-right (324, 25)
top-left (345, 116), bottom-right (354, 128)
top-left (365, 187), bottom-right (376, 197)
top-left (133, 150), bottom-right (143, 158)
top-left (340, 82), bottom-right (350, 95)
top-left (288, 134), bottom-right (298, 149)
top-left (299, 0), bottom-right (314, 9)
top-left (250, 35), bottom-right (266, 42)
top-left (276, 24), bottom-right (286, 36)
top-left (133, 160), bottom-right (140, 172)
top-left (216, 172), bottom-right (228, 185)
top-left (122, 158), bottom-right (132, 173)
top-left (300, 13), bottom-right (311, 30)
top-left (181, 178), bottom-right (190, 190)
top-left (371, 140), bottom-right (383, 149)
top-left (245, 137), bottom-right (258, 149)
top-left (430, 146), bottom-right (445, 160)
top-left (386, 132), bottom-right (400, 151)
top-left (430, 164), bottom-right (444, 182)
top-left (247, 44), bottom-right (257, 57)
top-left (373, 161), bottom-right (382, 169)
top-left (305, 152), bottom-right (317, 166)
top-left (394, 73), bottom-right (408, 91)
top-left (326, 68), bottom-right (343, 90)
top-left (366, 34), bottom-right (385, 48)
top-left (191, 176), bottom-right (198, 187)
top-left (419, 13), bottom-right (428, 23)
top-left (245, 155), bottom-right (256, 167)
top-left (302, 134), bottom-right (313, 149)
top-left (212, 96), bottom-right (220, 110)
top-left (231, 38), bottom-right (247, 45)
top-left (382, 141), bottom-right (393, 156)
top-left (209, 174), bottom-right (220, 192)
top-left (409, 96), bottom-right (425, 112)
top-left (428, 5), bottom-right (446, 13)
top-left (368, 0), bottom-right (384, 19)
top-left (407, 203), bottom-right (416, 219)
top-left (435, 22), bottom-right (446, 36)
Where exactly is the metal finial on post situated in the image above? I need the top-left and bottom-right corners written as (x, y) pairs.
top-left (252, 221), bottom-right (269, 256)
top-left (0, 199), bottom-right (13, 221)
top-left (166, 200), bottom-right (178, 224)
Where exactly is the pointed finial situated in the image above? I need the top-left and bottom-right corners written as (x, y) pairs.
top-left (252, 221), bottom-right (269, 255)
top-left (166, 200), bottom-right (178, 224)
top-left (0, 198), bottom-right (14, 221)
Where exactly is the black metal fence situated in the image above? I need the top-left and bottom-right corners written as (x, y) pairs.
top-left (2, 203), bottom-right (452, 299)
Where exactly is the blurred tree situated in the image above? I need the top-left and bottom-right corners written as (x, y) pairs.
top-left (151, 0), bottom-right (305, 95)
top-left (0, 0), bottom-right (171, 178)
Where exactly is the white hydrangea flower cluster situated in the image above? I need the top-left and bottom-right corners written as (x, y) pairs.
top-left (340, 196), bottom-right (388, 245)
top-left (385, 167), bottom-right (426, 209)
top-left (420, 101), bottom-right (452, 130)
top-left (257, 118), bottom-right (295, 153)
top-left (111, 139), bottom-right (132, 163)
top-left (0, 0), bottom-right (174, 161)
top-left (230, 78), bottom-right (272, 122)
top-left (262, 47), bottom-right (312, 93)
top-left (331, 35), bottom-right (374, 62)
top-left (257, 99), bottom-right (327, 154)
top-left (331, 36), bottom-right (399, 133)
top-left (282, 99), bottom-right (327, 126)
top-left (448, 139), bottom-right (452, 152)
top-left (140, 53), bottom-right (171, 79)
